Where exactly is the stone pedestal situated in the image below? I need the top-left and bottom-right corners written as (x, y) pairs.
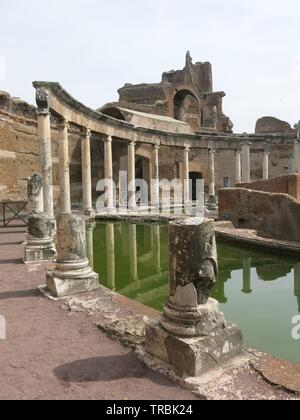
top-left (145, 218), bottom-right (243, 377)
top-left (46, 213), bottom-right (99, 297)
top-left (24, 213), bottom-right (56, 263)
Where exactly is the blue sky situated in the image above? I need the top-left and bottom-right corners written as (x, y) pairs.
top-left (0, 0), bottom-right (299, 132)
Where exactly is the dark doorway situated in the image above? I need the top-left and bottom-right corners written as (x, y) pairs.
top-left (189, 172), bottom-right (203, 201)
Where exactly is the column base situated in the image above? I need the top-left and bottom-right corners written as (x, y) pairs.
top-left (24, 236), bottom-right (56, 264)
top-left (206, 195), bottom-right (218, 211)
top-left (83, 208), bottom-right (95, 219)
top-left (46, 259), bottom-right (100, 297)
top-left (145, 319), bottom-right (243, 377)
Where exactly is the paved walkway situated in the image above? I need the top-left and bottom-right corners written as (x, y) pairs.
top-left (0, 226), bottom-right (198, 400)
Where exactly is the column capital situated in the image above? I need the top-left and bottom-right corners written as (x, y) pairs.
top-left (57, 118), bottom-right (69, 131)
top-left (209, 149), bottom-right (216, 155)
top-left (153, 144), bottom-right (160, 151)
top-left (104, 135), bottom-right (113, 143)
top-left (235, 149), bottom-right (242, 155)
top-left (37, 109), bottom-right (50, 117)
top-left (36, 88), bottom-right (50, 115)
top-left (184, 145), bottom-right (190, 152)
top-left (81, 127), bottom-right (92, 139)
top-left (129, 140), bottom-right (137, 147)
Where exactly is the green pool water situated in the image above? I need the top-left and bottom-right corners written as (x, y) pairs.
top-left (89, 222), bottom-right (300, 364)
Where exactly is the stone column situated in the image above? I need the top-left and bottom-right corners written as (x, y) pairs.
top-left (263, 148), bottom-right (270, 180)
top-left (152, 145), bottom-right (160, 209)
top-left (129, 223), bottom-right (138, 281)
top-left (46, 213), bottom-right (99, 297)
top-left (106, 223), bottom-right (116, 292)
top-left (128, 141), bottom-right (136, 210)
top-left (24, 213), bottom-right (56, 263)
top-left (81, 128), bottom-right (94, 216)
top-left (235, 150), bottom-right (242, 185)
top-left (27, 174), bottom-right (43, 214)
top-left (104, 135), bottom-right (114, 210)
top-left (145, 217), bottom-right (243, 377)
top-left (242, 259), bottom-right (252, 294)
top-left (36, 89), bottom-right (54, 219)
top-left (58, 120), bottom-right (71, 213)
top-left (242, 142), bottom-right (251, 183)
top-left (183, 146), bottom-right (190, 204)
top-left (207, 150), bottom-right (217, 210)
top-left (294, 141), bottom-right (300, 174)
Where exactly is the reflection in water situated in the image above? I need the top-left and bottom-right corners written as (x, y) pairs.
top-left (295, 264), bottom-right (300, 312)
top-left (106, 224), bottom-right (116, 291)
top-left (91, 223), bottom-right (300, 364)
top-left (86, 222), bottom-right (95, 270)
top-left (242, 258), bottom-right (252, 294)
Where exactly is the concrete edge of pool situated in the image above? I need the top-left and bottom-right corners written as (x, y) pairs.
top-left (39, 284), bottom-right (300, 400)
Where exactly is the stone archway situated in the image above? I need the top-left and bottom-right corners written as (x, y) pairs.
top-left (173, 89), bottom-right (201, 132)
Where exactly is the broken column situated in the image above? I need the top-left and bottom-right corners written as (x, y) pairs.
top-left (27, 174), bottom-right (44, 214)
top-left (145, 218), bottom-right (243, 377)
top-left (24, 174), bottom-right (56, 263)
top-left (46, 213), bottom-right (99, 297)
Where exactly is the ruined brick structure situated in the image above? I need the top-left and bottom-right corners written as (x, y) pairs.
top-left (101, 52), bottom-right (233, 134)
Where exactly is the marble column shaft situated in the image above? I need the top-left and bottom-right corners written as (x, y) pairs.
top-left (104, 135), bottom-right (114, 209)
top-left (183, 146), bottom-right (190, 204)
top-left (235, 151), bottom-right (242, 185)
top-left (37, 109), bottom-right (54, 219)
top-left (128, 141), bottom-right (136, 209)
top-left (242, 143), bottom-right (251, 183)
top-left (81, 128), bottom-right (93, 214)
top-left (58, 120), bottom-right (71, 213)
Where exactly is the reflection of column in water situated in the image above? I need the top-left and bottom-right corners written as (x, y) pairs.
top-left (215, 275), bottom-right (228, 304)
top-left (129, 224), bottom-right (138, 281)
top-left (86, 222), bottom-right (95, 270)
top-left (242, 258), bottom-right (252, 294)
top-left (294, 263), bottom-right (300, 312)
top-left (106, 223), bottom-right (116, 291)
top-left (152, 225), bottom-right (161, 273)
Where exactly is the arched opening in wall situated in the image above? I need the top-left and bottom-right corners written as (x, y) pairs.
top-left (135, 156), bottom-right (150, 206)
top-left (100, 107), bottom-right (126, 121)
top-left (189, 172), bottom-right (203, 201)
top-left (174, 90), bottom-right (200, 132)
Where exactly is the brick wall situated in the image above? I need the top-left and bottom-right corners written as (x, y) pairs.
top-left (237, 174), bottom-right (300, 201)
top-left (219, 188), bottom-right (300, 242)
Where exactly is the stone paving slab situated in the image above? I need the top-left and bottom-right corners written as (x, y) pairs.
top-left (251, 357), bottom-right (300, 394)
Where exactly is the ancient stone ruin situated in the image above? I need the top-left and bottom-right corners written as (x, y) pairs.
top-left (146, 218), bottom-right (243, 377)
